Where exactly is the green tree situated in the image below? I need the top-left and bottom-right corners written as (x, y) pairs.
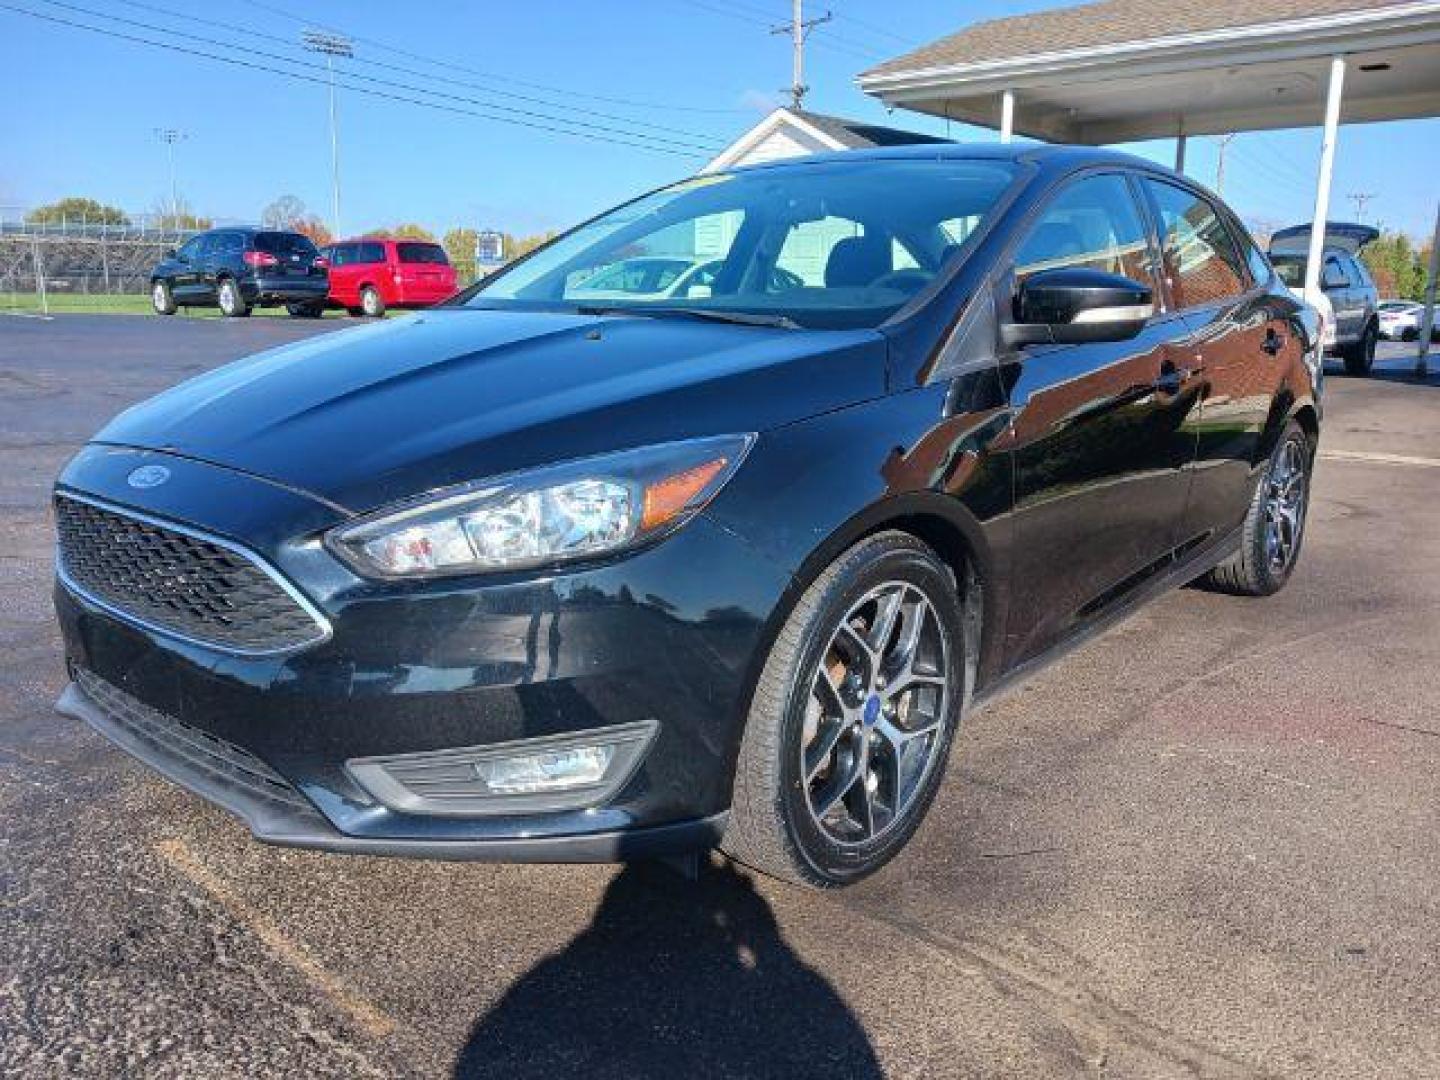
top-left (26, 197), bottom-right (129, 226)
top-left (1360, 231), bottom-right (1422, 299)
top-left (443, 226), bottom-right (478, 266)
top-left (503, 230), bottom-right (556, 261)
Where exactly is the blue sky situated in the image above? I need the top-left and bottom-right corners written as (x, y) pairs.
top-left (1, 0), bottom-right (1435, 240)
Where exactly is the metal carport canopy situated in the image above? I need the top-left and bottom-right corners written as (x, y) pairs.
top-left (858, 0), bottom-right (1440, 372)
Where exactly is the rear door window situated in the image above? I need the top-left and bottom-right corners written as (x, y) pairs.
top-left (1142, 180), bottom-right (1249, 308)
top-left (397, 242), bottom-right (449, 265)
top-left (356, 242), bottom-right (386, 264)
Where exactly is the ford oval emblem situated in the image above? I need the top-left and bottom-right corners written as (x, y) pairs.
top-left (127, 465), bottom-right (171, 489)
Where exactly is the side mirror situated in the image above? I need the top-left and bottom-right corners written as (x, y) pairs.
top-left (1002, 267), bottom-right (1154, 347)
top-left (165, 247), bottom-right (178, 259)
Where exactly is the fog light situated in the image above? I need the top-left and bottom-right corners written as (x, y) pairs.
top-left (476, 744), bottom-right (613, 794)
top-left (344, 720), bottom-right (657, 817)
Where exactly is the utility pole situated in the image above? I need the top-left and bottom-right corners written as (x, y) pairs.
top-left (771, 0), bottom-right (831, 110)
top-left (153, 128), bottom-right (186, 223)
top-left (1347, 192), bottom-right (1377, 223)
top-left (302, 29), bottom-right (353, 237)
top-left (1214, 133), bottom-right (1236, 196)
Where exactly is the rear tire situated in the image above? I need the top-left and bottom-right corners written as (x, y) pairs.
top-left (1342, 321), bottom-right (1376, 376)
top-left (722, 532), bottom-right (967, 888)
top-left (151, 280), bottom-right (176, 315)
top-left (360, 285), bottom-right (385, 318)
top-left (1200, 420), bottom-right (1312, 597)
top-left (217, 278), bottom-right (251, 318)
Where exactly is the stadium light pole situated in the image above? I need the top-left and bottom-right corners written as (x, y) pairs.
top-left (154, 128), bottom-right (187, 225)
top-left (302, 30), bottom-right (353, 237)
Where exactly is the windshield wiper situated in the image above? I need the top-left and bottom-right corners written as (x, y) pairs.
top-left (575, 305), bottom-right (799, 330)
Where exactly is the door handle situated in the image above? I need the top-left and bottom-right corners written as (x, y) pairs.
top-left (1262, 329), bottom-right (1286, 356)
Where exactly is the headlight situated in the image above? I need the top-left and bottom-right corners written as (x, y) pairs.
top-left (328, 434), bottom-right (754, 578)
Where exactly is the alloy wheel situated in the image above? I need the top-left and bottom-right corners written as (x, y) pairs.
top-left (152, 283), bottom-right (168, 312)
top-left (1264, 437), bottom-right (1308, 574)
top-left (800, 580), bottom-right (949, 845)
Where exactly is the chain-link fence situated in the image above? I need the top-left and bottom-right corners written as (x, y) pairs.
top-left (0, 207), bottom-right (252, 316)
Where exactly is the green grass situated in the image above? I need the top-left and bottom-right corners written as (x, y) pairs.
top-left (0, 292), bottom-right (360, 319)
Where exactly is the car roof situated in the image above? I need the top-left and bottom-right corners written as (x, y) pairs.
top-left (723, 141), bottom-right (1165, 176)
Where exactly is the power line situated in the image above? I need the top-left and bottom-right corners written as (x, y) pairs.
top-left (1347, 192), bottom-right (1377, 223)
top-left (771, 0), bottom-right (832, 110)
top-left (1, 3), bottom-right (714, 157)
top-left (17, 0), bottom-right (724, 155)
top-left (239, 0), bottom-right (751, 116)
top-left (676, 0), bottom-right (886, 62)
top-left (112, 0), bottom-right (738, 144)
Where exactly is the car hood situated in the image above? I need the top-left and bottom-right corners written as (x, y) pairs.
top-left (96, 308), bottom-right (888, 514)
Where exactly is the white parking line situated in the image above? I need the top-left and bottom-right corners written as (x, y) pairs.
top-left (1320, 450), bottom-right (1440, 469)
top-left (153, 838), bottom-right (397, 1039)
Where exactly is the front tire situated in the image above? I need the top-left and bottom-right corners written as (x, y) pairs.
top-left (151, 280), bottom-right (177, 315)
top-left (360, 285), bottom-right (385, 318)
top-left (1343, 321), bottom-right (1376, 376)
top-left (723, 532), bottom-right (966, 888)
top-left (1200, 420), bottom-right (1312, 597)
top-left (217, 278), bottom-right (251, 318)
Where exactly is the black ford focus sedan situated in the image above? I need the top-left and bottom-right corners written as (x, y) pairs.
top-left (54, 146), bottom-right (1320, 887)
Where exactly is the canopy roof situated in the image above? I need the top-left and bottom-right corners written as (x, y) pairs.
top-left (859, 0), bottom-right (1440, 142)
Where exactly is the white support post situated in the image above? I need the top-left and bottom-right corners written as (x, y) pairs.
top-left (1174, 133), bottom-right (1187, 174)
top-left (1304, 55), bottom-right (1346, 303)
top-left (1416, 200), bottom-right (1439, 377)
top-left (1000, 90), bottom-right (1015, 144)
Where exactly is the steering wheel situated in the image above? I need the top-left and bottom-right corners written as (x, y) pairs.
top-left (868, 269), bottom-right (933, 296)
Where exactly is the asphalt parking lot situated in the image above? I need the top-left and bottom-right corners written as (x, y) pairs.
top-left (2, 314), bottom-right (1438, 1078)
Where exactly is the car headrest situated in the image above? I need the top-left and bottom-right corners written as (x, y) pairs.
top-left (825, 235), bottom-right (892, 289)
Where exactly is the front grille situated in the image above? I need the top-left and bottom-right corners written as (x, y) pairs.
top-left (74, 667), bottom-right (317, 816)
top-left (55, 493), bottom-right (328, 654)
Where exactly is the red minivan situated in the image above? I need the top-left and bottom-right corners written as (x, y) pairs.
top-left (322, 237), bottom-right (459, 317)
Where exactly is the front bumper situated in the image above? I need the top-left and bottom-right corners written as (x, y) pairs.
top-left (54, 445), bottom-right (792, 859)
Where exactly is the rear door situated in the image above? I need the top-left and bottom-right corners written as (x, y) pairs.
top-left (1001, 171), bottom-right (1203, 665)
top-left (1140, 178), bottom-right (1291, 547)
top-left (395, 241), bottom-right (453, 292)
top-left (254, 232), bottom-right (322, 280)
top-left (192, 232), bottom-right (226, 300)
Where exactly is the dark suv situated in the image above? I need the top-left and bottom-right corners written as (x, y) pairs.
top-left (58, 147), bottom-right (1322, 888)
top-left (150, 228), bottom-right (330, 318)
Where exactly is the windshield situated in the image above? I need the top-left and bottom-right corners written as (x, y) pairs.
top-left (464, 159), bottom-right (1018, 329)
